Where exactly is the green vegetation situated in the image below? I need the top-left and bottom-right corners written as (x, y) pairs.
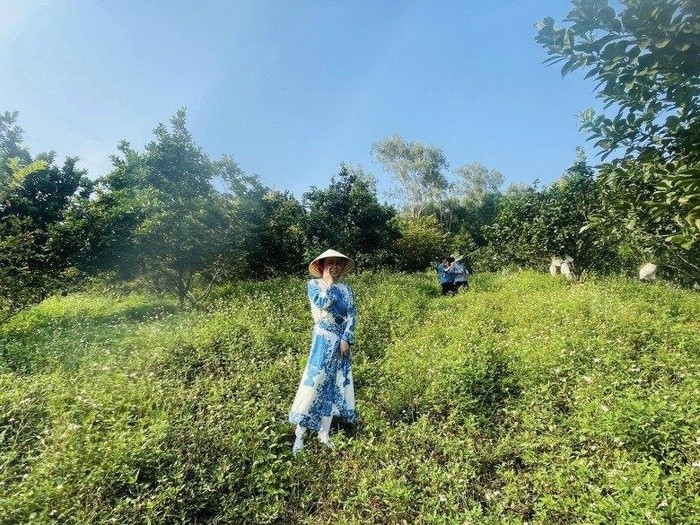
top-left (537, 0), bottom-right (700, 278)
top-left (2, 272), bottom-right (698, 523)
top-left (2, 1), bottom-right (697, 521)
top-left (3, 1), bottom-right (699, 322)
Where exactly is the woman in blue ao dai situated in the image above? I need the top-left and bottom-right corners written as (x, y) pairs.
top-left (290, 249), bottom-right (356, 454)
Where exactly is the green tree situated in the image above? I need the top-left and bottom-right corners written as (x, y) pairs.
top-left (432, 162), bottom-right (504, 253)
top-left (452, 162), bottom-right (504, 205)
top-left (76, 109), bottom-right (242, 307)
top-left (479, 151), bottom-right (620, 276)
top-left (0, 111), bottom-right (32, 177)
top-left (304, 165), bottom-right (398, 269)
top-left (0, 112), bottom-right (92, 317)
top-left (479, 185), bottom-right (546, 270)
top-left (536, 0), bottom-right (700, 280)
top-left (372, 134), bottom-right (449, 219)
top-left (391, 215), bottom-right (450, 272)
top-left (539, 150), bottom-right (620, 275)
top-left (236, 189), bottom-right (308, 279)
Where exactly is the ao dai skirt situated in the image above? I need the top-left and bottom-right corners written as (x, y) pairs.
top-left (289, 322), bottom-right (355, 431)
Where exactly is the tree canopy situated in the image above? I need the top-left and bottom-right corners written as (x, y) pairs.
top-left (0, 113), bottom-right (92, 317)
top-left (372, 134), bottom-right (449, 219)
top-left (76, 109), bottom-right (241, 306)
top-left (536, 0), bottom-right (700, 279)
top-left (304, 165), bottom-right (398, 269)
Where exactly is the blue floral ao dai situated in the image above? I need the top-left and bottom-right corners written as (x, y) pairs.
top-left (289, 279), bottom-right (356, 431)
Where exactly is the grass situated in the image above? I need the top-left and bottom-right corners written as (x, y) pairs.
top-left (0, 271), bottom-right (698, 524)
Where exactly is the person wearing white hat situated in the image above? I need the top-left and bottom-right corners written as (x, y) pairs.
top-left (289, 249), bottom-right (357, 455)
top-left (447, 255), bottom-right (469, 292)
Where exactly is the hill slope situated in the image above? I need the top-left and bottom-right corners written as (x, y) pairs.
top-left (1, 272), bottom-right (698, 524)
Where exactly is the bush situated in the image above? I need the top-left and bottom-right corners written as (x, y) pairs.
top-left (1, 271), bottom-right (698, 523)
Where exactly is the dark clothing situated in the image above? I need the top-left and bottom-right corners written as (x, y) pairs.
top-left (441, 282), bottom-right (455, 295)
top-left (454, 281), bottom-right (468, 292)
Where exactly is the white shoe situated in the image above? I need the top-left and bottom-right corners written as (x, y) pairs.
top-left (318, 431), bottom-right (334, 449)
top-left (292, 437), bottom-right (304, 455)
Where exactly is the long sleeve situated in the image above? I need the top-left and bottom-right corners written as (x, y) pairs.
top-left (307, 279), bottom-right (338, 310)
top-left (341, 287), bottom-right (356, 345)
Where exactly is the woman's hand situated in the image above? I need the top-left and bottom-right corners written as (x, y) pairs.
top-left (340, 340), bottom-right (350, 356)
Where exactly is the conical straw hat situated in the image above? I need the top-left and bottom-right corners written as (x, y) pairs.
top-left (308, 249), bottom-right (355, 277)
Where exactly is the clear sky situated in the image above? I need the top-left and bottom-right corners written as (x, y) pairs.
top-left (1, 0), bottom-right (605, 200)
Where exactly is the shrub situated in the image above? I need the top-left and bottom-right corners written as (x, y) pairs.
top-left (1, 271), bottom-right (698, 523)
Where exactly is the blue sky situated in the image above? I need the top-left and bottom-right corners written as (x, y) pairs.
top-left (1, 0), bottom-right (605, 200)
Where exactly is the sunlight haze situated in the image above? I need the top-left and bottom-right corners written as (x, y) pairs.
top-left (1, 0), bottom-right (602, 197)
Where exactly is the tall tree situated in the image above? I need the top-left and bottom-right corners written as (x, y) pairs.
top-left (0, 111), bottom-right (32, 177)
top-left (536, 0), bottom-right (700, 280)
top-left (435, 162), bottom-right (504, 254)
top-left (76, 109), bottom-right (242, 307)
top-left (0, 112), bottom-right (92, 317)
top-left (304, 165), bottom-right (398, 268)
top-left (431, 192), bottom-right (501, 250)
top-left (372, 134), bottom-right (449, 219)
top-left (452, 162), bottom-right (504, 205)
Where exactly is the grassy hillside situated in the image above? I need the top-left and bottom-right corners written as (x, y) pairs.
top-left (1, 272), bottom-right (699, 524)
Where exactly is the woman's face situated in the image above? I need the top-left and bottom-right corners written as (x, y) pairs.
top-left (323, 257), bottom-right (346, 278)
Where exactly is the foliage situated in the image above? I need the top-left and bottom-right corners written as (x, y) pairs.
top-left (427, 161), bottom-right (504, 258)
top-left (479, 151), bottom-right (622, 276)
top-left (478, 184), bottom-right (546, 270)
top-left (536, 0), bottom-right (700, 274)
top-left (430, 192), bottom-right (501, 252)
top-left (0, 111), bottom-right (31, 177)
top-left (372, 134), bottom-right (449, 219)
top-left (390, 215), bottom-right (450, 272)
top-left (74, 109), bottom-right (247, 307)
top-left (587, 156), bottom-right (700, 282)
top-left (304, 165), bottom-right (398, 269)
top-left (1, 272), bottom-right (698, 523)
top-left (452, 162), bottom-right (504, 205)
top-left (0, 112), bottom-right (93, 318)
top-left (541, 149), bottom-right (621, 274)
top-left (238, 189), bottom-right (308, 279)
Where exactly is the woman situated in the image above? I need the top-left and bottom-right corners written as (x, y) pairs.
top-left (447, 255), bottom-right (469, 292)
top-left (289, 249), bottom-right (357, 454)
top-left (436, 256), bottom-right (455, 295)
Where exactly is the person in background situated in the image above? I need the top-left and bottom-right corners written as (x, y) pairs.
top-left (289, 249), bottom-right (356, 455)
top-left (447, 255), bottom-right (469, 292)
top-left (436, 256), bottom-right (455, 295)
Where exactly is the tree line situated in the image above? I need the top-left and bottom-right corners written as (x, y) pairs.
top-left (1, 0), bottom-right (698, 317)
